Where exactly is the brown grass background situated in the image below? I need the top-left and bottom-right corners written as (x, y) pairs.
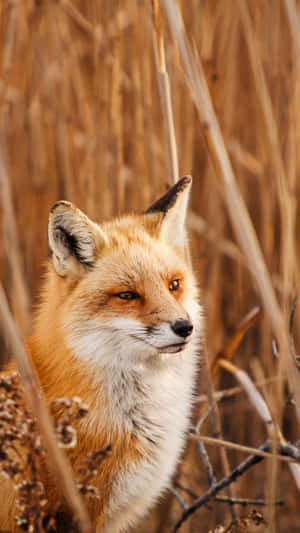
top-left (0, 1), bottom-right (300, 532)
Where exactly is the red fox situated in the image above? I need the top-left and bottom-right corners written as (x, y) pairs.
top-left (0, 176), bottom-right (201, 532)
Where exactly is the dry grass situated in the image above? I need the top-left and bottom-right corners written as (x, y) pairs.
top-left (0, 1), bottom-right (300, 532)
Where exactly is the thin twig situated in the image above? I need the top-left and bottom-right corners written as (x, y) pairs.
top-left (174, 481), bottom-right (197, 499)
top-left (195, 400), bottom-right (221, 432)
top-left (196, 440), bottom-right (217, 486)
top-left (214, 496), bottom-right (284, 507)
top-left (167, 486), bottom-right (187, 510)
top-left (189, 434), bottom-right (297, 464)
top-left (192, 404), bottom-right (218, 486)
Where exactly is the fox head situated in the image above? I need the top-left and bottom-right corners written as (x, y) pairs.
top-left (45, 176), bottom-right (200, 370)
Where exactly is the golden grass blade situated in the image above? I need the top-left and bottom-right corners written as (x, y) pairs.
top-left (219, 359), bottom-right (275, 434)
top-left (288, 463), bottom-right (300, 490)
top-left (151, 0), bottom-right (178, 184)
top-left (0, 150), bottom-right (31, 336)
top-left (0, 284), bottom-right (93, 532)
top-left (211, 306), bottom-right (261, 377)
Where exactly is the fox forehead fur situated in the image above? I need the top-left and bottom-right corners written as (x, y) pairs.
top-left (1, 176), bottom-right (202, 533)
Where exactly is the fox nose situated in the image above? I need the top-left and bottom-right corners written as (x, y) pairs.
top-left (171, 319), bottom-right (193, 339)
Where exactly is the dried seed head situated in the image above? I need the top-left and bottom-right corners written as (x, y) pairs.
top-left (0, 373), bottom-right (111, 531)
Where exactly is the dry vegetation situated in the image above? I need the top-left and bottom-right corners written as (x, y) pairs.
top-left (0, 0), bottom-right (300, 532)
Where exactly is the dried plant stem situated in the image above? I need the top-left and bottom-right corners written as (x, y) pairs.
top-left (0, 150), bottom-right (31, 336)
top-left (0, 284), bottom-right (93, 533)
top-left (152, 0), bottom-right (178, 184)
top-left (189, 435), bottom-right (296, 464)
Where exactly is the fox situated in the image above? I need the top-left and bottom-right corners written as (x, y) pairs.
top-left (0, 175), bottom-right (201, 532)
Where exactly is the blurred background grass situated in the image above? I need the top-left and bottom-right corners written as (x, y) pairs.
top-left (0, 1), bottom-right (300, 531)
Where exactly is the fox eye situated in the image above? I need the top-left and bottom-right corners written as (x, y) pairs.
top-left (116, 291), bottom-right (140, 300)
top-left (169, 279), bottom-right (180, 292)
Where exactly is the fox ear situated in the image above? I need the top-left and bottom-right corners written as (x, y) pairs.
top-left (48, 201), bottom-right (107, 277)
top-left (145, 175), bottom-right (192, 248)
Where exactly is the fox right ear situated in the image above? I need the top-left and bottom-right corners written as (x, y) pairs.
top-left (144, 175), bottom-right (192, 249)
top-left (48, 202), bottom-right (107, 277)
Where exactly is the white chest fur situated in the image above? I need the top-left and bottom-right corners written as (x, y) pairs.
top-left (99, 343), bottom-right (198, 532)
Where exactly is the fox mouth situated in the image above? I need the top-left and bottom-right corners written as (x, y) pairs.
top-left (159, 342), bottom-right (187, 354)
top-left (129, 334), bottom-right (188, 354)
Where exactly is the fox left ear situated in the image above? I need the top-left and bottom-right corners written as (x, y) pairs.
top-left (48, 201), bottom-right (107, 277)
top-left (145, 175), bottom-right (192, 248)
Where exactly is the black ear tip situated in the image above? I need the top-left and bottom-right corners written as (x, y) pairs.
top-left (50, 200), bottom-right (72, 215)
top-left (50, 200), bottom-right (72, 214)
top-left (145, 175), bottom-right (193, 215)
top-left (174, 175), bottom-right (192, 193)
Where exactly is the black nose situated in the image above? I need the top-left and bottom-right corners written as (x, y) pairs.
top-left (171, 319), bottom-right (194, 338)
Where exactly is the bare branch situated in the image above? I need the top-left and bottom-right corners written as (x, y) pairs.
top-left (167, 486), bottom-right (187, 510)
top-left (173, 442), bottom-right (269, 531)
top-left (214, 496), bottom-right (284, 507)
